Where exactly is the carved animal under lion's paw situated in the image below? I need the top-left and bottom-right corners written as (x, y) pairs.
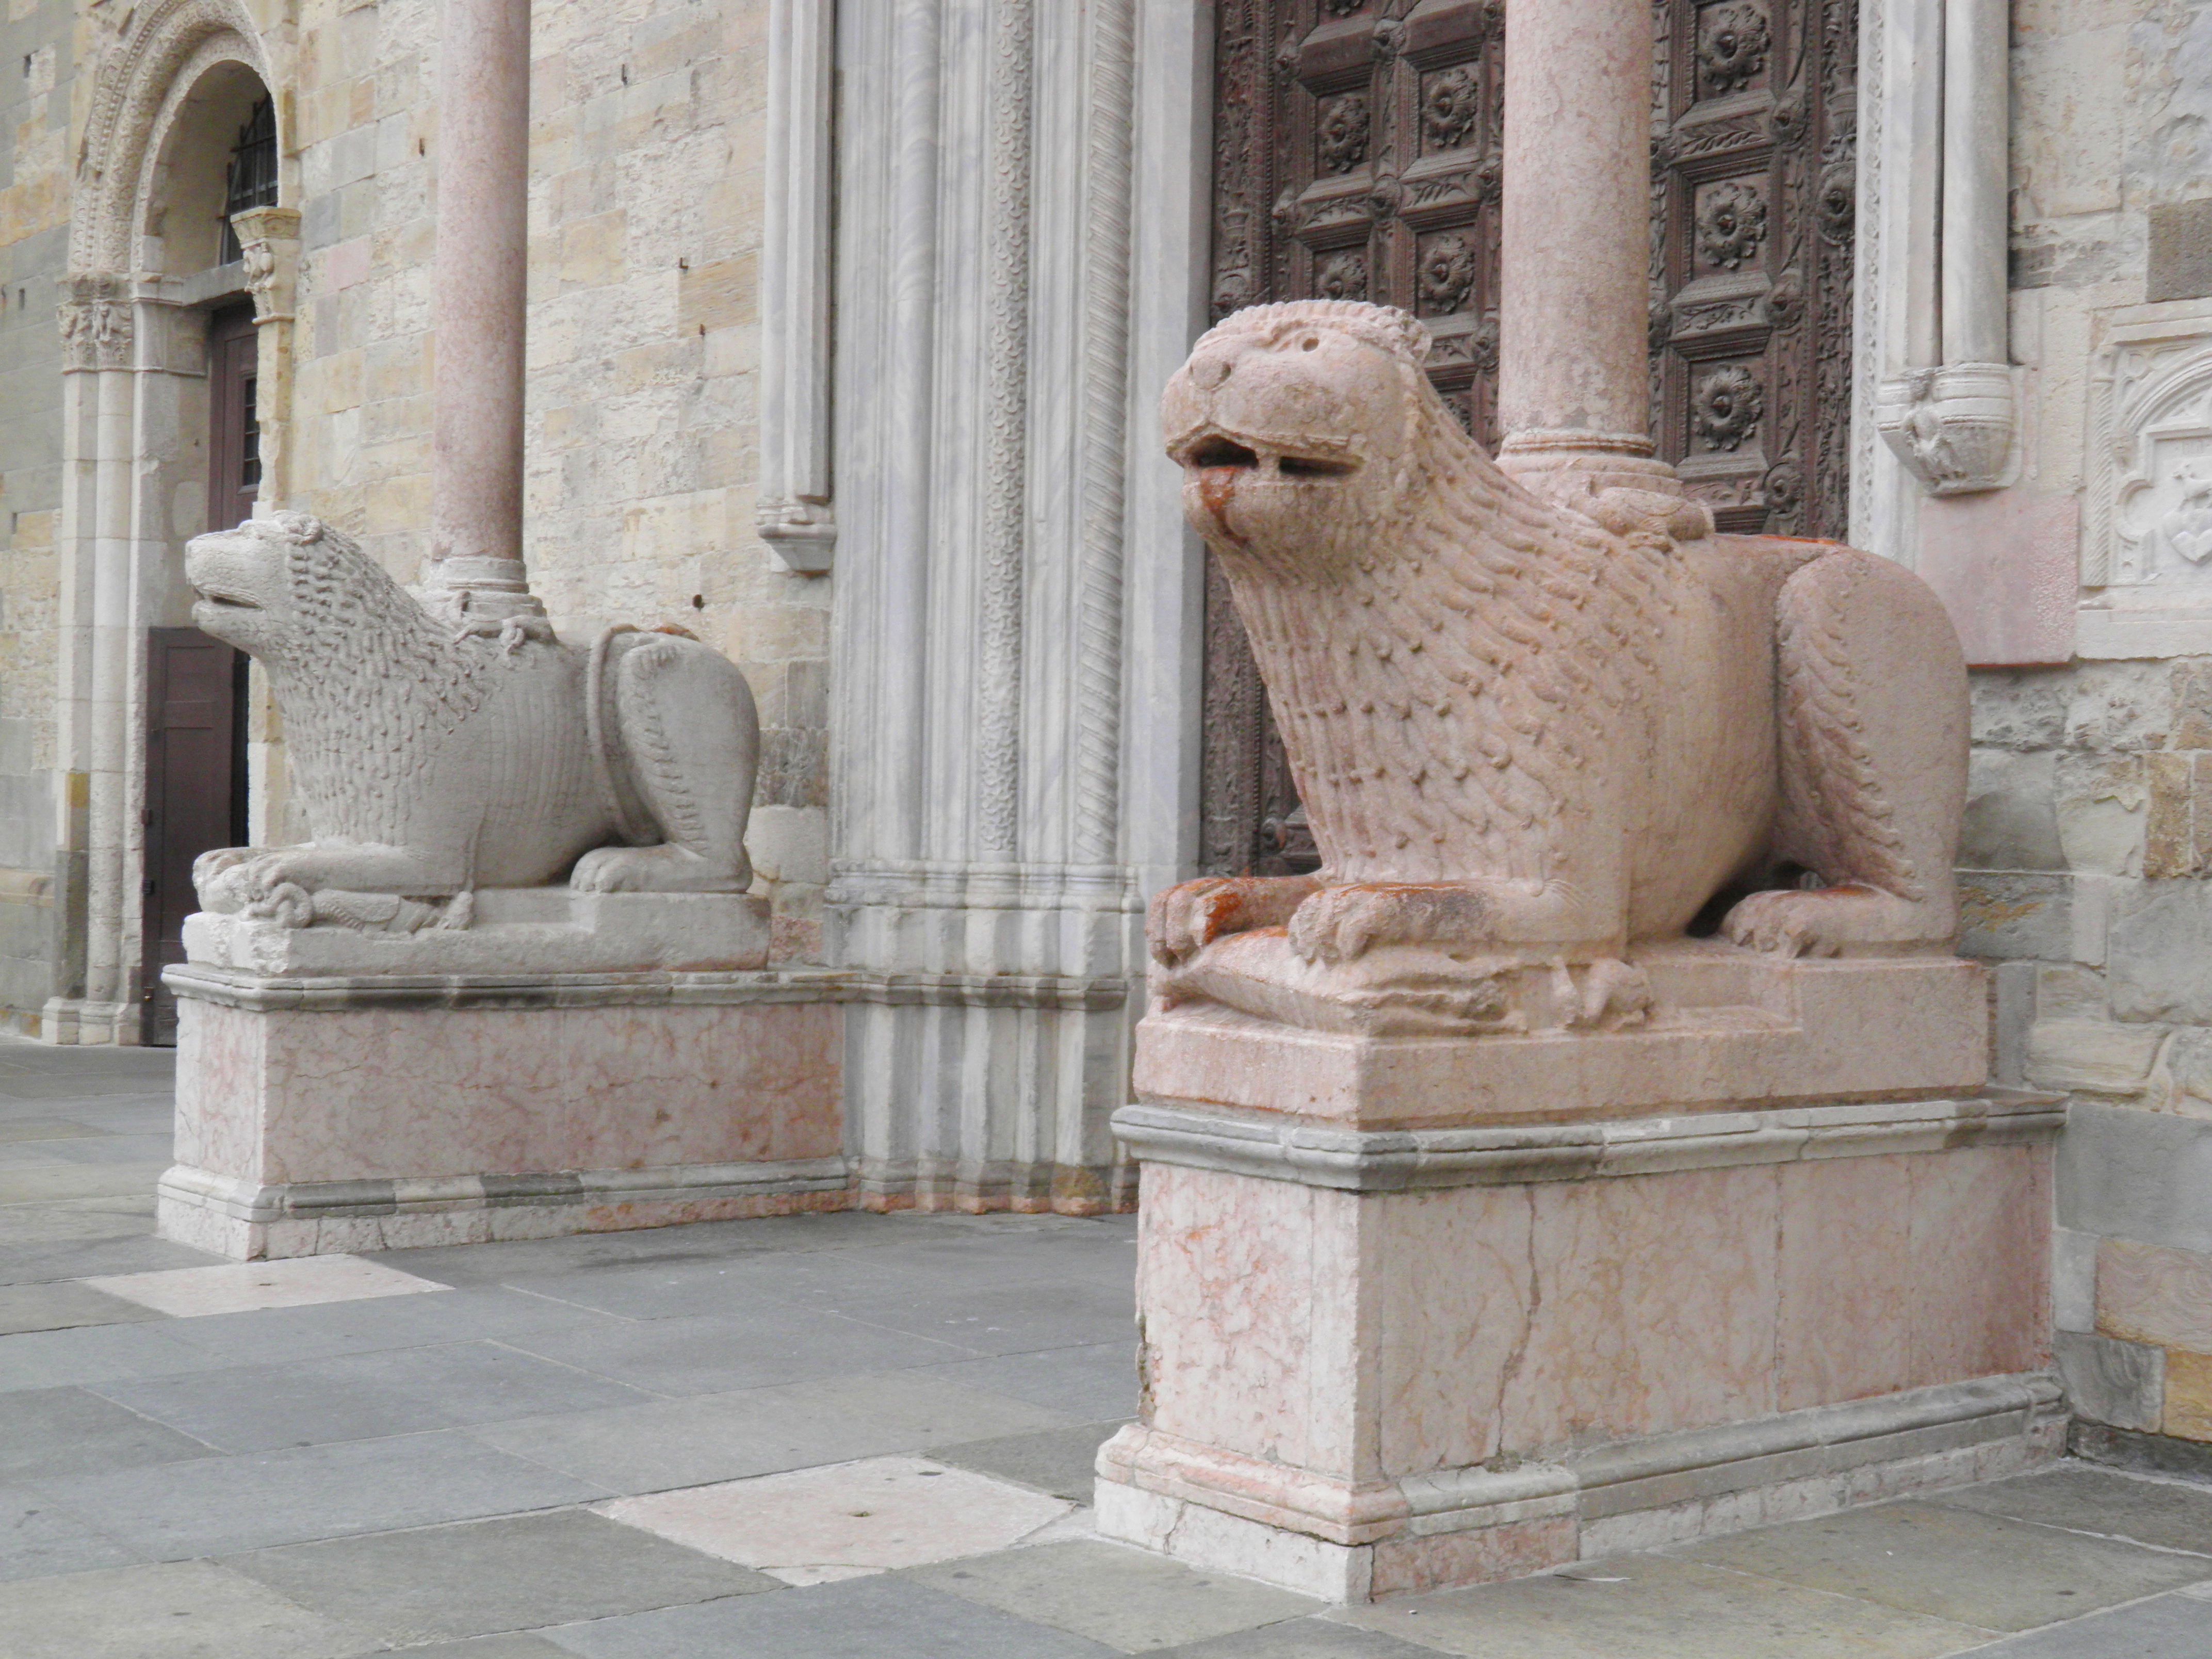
top-left (1151, 300), bottom-right (1967, 1031)
top-left (183, 512), bottom-right (760, 926)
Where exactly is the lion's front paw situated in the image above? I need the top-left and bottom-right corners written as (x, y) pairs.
top-left (571, 843), bottom-right (751, 893)
top-left (1147, 875), bottom-right (1319, 967)
top-left (1287, 883), bottom-right (1497, 965)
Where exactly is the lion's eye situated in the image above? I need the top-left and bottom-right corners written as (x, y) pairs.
top-left (1301, 336), bottom-right (1321, 352)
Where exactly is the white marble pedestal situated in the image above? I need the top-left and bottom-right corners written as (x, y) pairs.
top-left (1096, 953), bottom-right (2067, 1601)
top-left (158, 892), bottom-right (849, 1259)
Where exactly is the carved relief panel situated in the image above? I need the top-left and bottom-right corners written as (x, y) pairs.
top-left (1201, 0), bottom-right (1856, 876)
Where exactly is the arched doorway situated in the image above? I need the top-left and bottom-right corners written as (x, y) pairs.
top-left (50, 0), bottom-right (293, 1044)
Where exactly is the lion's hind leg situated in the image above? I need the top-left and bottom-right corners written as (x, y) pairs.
top-left (1721, 548), bottom-right (1966, 957)
top-left (572, 633), bottom-right (759, 894)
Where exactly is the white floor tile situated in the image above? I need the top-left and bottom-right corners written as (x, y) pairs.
top-left (82, 1256), bottom-right (450, 1318)
top-left (599, 1455), bottom-right (1072, 1582)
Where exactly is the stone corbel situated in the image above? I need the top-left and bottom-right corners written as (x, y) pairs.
top-left (230, 205), bottom-right (302, 322)
top-left (1873, 0), bottom-right (2013, 495)
top-left (754, 0), bottom-right (837, 574)
top-left (229, 205), bottom-right (302, 509)
top-left (1874, 362), bottom-right (2016, 494)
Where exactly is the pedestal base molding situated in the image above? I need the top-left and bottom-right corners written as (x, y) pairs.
top-left (1096, 1375), bottom-right (2065, 1601)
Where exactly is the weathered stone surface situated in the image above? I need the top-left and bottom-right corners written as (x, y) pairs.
top-left (2054, 1330), bottom-right (2164, 1432)
top-left (1961, 750), bottom-right (2065, 869)
top-left (2108, 880), bottom-right (2212, 1022)
top-left (2165, 1348), bottom-right (2212, 1442)
top-left (2098, 1237), bottom-right (2212, 1351)
top-left (2058, 1102), bottom-right (2212, 1258)
top-left (2052, 753), bottom-right (2145, 876)
top-left (1958, 873), bottom-right (2071, 962)
top-left (2026, 1019), bottom-right (2162, 1096)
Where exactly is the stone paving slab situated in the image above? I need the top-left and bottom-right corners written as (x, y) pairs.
top-left (24, 1431), bottom-right (612, 1559)
top-left (1956, 1590), bottom-right (2212, 1656)
top-left (0, 1385), bottom-right (216, 1483)
top-left (1932, 1464), bottom-right (2212, 1554)
top-left (463, 1367), bottom-right (1079, 1493)
top-left (1331, 1554), bottom-right (2002, 1658)
top-left (0, 1559), bottom-right (380, 1659)
top-left (1676, 1498), bottom-right (2212, 1632)
top-left (908, 1537), bottom-right (1325, 1652)
top-left (0, 1279), bottom-right (160, 1334)
top-left (542, 1570), bottom-right (1125, 1658)
top-left (222, 1509), bottom-right (778, 1647)
top-left (930, 1416), bottom-right (1134, 1502)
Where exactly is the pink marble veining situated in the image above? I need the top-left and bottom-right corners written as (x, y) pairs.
top-left (1775, 1154), bottom-right (1916, 1410)
top-left (1140, 1163), bottom-right (1367, 1478)
top-left (177, 999), bottom-right (840, 1185)
top-left (1906, 1142), bottom-right (2052, 1385)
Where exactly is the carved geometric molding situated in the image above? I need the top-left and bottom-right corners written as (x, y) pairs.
top-left (2080, 300), bottom-right (2212, 659)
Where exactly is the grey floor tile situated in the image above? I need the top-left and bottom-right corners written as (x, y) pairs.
top-left (824, 1277), bottom-right (1138, 1357)
top-left (0, 1484), bottom-right (144, 1582)
top-left (1156, 1622), bottom-right (1449, 1658)
top-left (0, 1118), bottom-right (104, 1142)
top-left (0, 1230), bottom-right (216, 1284)
top-left (378, 1639), bottom-right (581, 1658)
top-left (510, 1248), bottom-right (930, 1318)
top-left (39, 1132), bottom-right (177, 1165)
top-left (95, 1341), bottom-right (656, 1452)
top-left (1951, 1590), bottom-right (2212, 1656)
top-left (908, 1538), bottom-right (1323, 1652)
top-left (931, 1418), bottom-right (1132, 1502)
top-left (223, 1508), bottom-right (777, 1645)
top-left (0, 1162), bottom-right (164, 1203)
top-left (0, 1386), bottom-right (216, 1482)
top-left (0, 1280), bottom-right (163, 1335)
top-left (154, 1286), bottom-right (628, 1368)
top-left (1677, 1499), bottom-right (2212, 1632)
top-left (1934, 1465), bottom-right (2212, 1557)
top-left (466, 1368), bottom-right (1078, 1493)
top-left (0, 1559), bottom-right (378, 1659)
top-left (544, 1571), bottom-right (1120, 1658)
top-left (0, 1316), bottom-right (238, 1393)
top-left (922, 1341), bottom-right (1143, 1420)
top-left (501, 1305), bottom-right (980, 1394)
top-left (25, 1429), bottom-right (609, 1558)
top-left (1333, 1554), bottom-right (1999, 1658)
top-left (369, 1211), bottom-right (924, 1289)
top-left (838, 1225), bottom-right (1141, 1293)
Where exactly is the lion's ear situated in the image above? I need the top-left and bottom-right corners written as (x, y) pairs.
top-left (267, 510), bottom-right (326, 545)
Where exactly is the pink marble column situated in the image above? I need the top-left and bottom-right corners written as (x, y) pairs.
top-left (1495, 0), bottom-right (1676, 498)
top-left (427, 0), bottom-right (542, 616)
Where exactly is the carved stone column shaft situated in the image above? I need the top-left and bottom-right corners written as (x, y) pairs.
top-left (1495, 0), bottom-right (1673, 497)
top-left (427, 0), bottom-right (538, 613)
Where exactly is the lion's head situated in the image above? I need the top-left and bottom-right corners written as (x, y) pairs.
top-left (183, 511), bottom-right (324, 657)
top-left (1161, 301), bottom-right (1472, 579)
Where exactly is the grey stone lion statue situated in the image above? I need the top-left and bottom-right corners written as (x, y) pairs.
top-left (1149, 300), bottom-right (1969, 1032)
top-left (185, 512), bottom-right (756, 929)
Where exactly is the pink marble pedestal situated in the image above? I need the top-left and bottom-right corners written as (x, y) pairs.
top-left (1096, 956), bottom-right (2067, 1602)
top-left (158, 893), bottom-right (848, 1259)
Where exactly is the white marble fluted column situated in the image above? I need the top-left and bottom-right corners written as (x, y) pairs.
top-left (1495, 0), bottom-right (1674, 498)
top-left (426, 0), bottom-right (540, 616)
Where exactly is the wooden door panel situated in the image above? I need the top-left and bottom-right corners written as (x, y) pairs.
top-left (142, 631), bottom-right (244, 1045)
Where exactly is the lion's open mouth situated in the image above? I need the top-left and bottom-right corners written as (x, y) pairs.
top-left (196, 592), bottom-right (262, 611)
top-left (1181, 434), bottom-right (1359, 479)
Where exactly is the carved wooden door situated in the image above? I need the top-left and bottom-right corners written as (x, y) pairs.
top-left (1200, 0), bottom-right (1855, 876)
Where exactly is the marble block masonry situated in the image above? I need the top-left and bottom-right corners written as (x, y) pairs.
top-left (1092, 298), bottom-right (2064, 1602)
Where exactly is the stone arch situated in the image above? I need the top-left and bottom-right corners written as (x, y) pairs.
top-left (70, 0), bottom-right (281, 280)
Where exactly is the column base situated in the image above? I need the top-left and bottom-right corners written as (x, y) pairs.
top-left (40, 997), bottom-right (142, 1046)
top-left (1096, 1375), bottom-right (2066, 1601)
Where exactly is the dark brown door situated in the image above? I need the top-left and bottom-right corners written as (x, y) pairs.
top-left (142, 632), bottom-right (246, 1044)
top-left (140, 302), bottom-right (257, 1043)
top-left (206, 303), bottom-right (260, 531)
top-left (1200, 0), bottom-right (1855, 875)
